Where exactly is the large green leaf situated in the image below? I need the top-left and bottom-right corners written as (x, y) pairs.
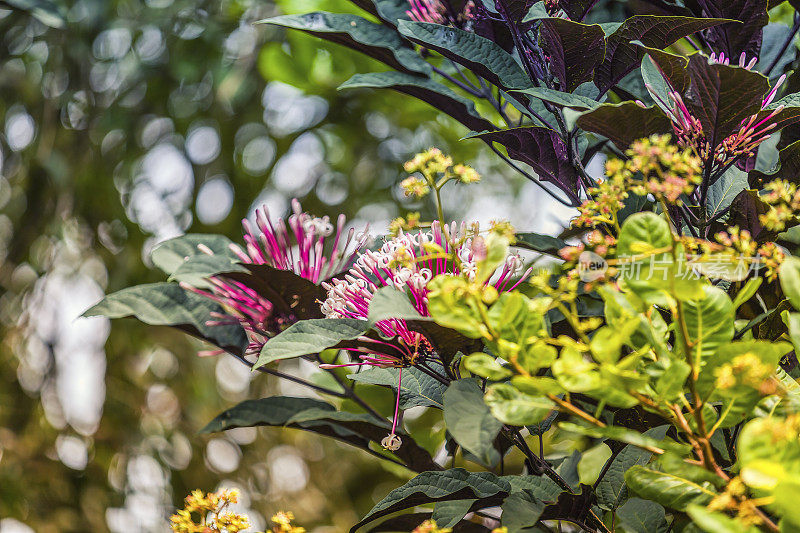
top-left (83, 282), bottom-right (247, 353)
top-left (397, 21), bottom-right (530, 90)
top-left (594, 15), bottom-right (732, 94)
top-left (201, 396), bottom-right (438, 473)
top-left (340, 71), bottom-right (494, 132)
top-left (150, 233), bottom-right (237, 276)
top-left (431, 499), bottom-right (476, 529)
top-left (596, 426), bottom-right (669, 511)
top-left (677, 285), bottom-right (735, 366)
top-left (443, 378), bottom-right (504, 467)
top-left (558, 422), bottom-right (688, 455)
top-left (624, 465), bottom-right (717, 511)
top-left (351, 469), bottom-right (511, 532)
top-left (255, 318), bottom-right (369, 368)
top-left (259, 13), bottom-right (429, 74)
top-left (168, 254), bottom-right (247, 288)
top-left (617, 498), bottom-right (668, 533)
top-left (485, 383), bottom-right (554, 426)
top-left (539, 18), bottom-right (606, 92)
top-left (501, 490), bottom-right (545, 532)
top-left (706, 166), bottom-right (749, 219)
top-left (348, 364), bottom-right (447, 409)
top-left (576, 102), bottom-right (672, 149)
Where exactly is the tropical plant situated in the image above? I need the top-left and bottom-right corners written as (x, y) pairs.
top-left (87, 0), bottom-right (800, 531)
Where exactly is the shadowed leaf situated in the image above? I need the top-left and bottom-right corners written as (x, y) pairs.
top-left (696, 0), bottom-right (768, 59)
top-left (258, 13), bottom-right (430, 74)
top-left (576, 102), bottom-right (672, 149)
top-left (397, 20), bottom-right (530, 89)
top-left (540, 18), bottom-right (606, 92)
top-left (340, 71), bottom-right (495, 132)
top-left (595, 15), bottom-right (732, 94)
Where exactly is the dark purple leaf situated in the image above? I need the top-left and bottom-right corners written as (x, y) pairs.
top-left (641, 46), bottom-right (690, 93)
top-left (561, 0), bottom-right (601, 21)
top-left (685, 54), bottom-right (769, 153)
top-left (496, 0), bottom-right (534, 22)
top-left (467, 127), bottom-right (581, 200)
top-left (540, 18), bottom-right (606, 92)
top-left (594, 15), bottom-right (732, 94)
top-left (725, 189), bottom-right (776, 241)
top-left (695, 0), bottom-right (768, 59)
top-left (576, 102), bottom-right (672, 149)
top-left (223, 264), bottom-right (327, 320)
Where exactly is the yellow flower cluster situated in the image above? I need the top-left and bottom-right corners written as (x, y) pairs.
top-left (715, 352), bottom-right (777, 394)
top-left (270, 511), bottom-right (305, 533)
top-left (170, 489), bottom-right (251, 533)
top-left (389, 212), bottom-right (422, 235)
top-left (411, 519), bottom-right (452, 533)
top-left (573, 135), bottom-right (701, 230)
top-left (759, 179), bottom-right (800, 232)
top-left (400, 176), bottom-right (431, 198)
top-left (404, 147), bottom-right (453, 175)
top-left (707, 477), bottom-right (765, 527)
top-left (401, 148), bottom-right (481, 198)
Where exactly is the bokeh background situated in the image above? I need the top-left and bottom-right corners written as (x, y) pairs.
top-left (0, 1), bottom-right (574, 531)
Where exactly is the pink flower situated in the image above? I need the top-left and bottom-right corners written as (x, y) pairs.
top-left (406, 0), bottom-right (475, 25)
top-left (319, 220), bottom-right (530, 449)
top-left (648, 52), bottom-right (786, 168)
top-left (183, 199), bottom-right (369, 357)
top-left (320, 220), bottom-right (530, 365)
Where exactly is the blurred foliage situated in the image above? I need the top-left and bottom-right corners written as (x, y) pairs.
top-left (0, 0), bottom-right (516, 531)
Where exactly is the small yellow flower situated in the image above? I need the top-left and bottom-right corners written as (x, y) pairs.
top-left (400, 176), bottom-right (431, 198)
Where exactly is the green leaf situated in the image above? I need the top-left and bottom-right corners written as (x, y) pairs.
top-left (485, 383), bottom-right (554, 426)
top-left (443, 378), bottom-right (504, 466)
top-left (578, 443), bottom-right (613, 485)
top-left (780, 255), bottom-right (800, 311)
top-left (576, 102), bottom-right (672, 149)
top-left (351, 468), bottom-right (511, 532)
top-left (367, 285), bottom-right (428, 323)
top-left (150, 233), bottom-right (237, 276)
top-left (782, 310), bottom-right (800, 353)
top-left (201, 396), bottom-right (438, 473)
top-left (463, 353), bottom-right (513, 381)
top-left (750, 139), bottom-right (800, 187)
top-left (686, 504), bottom-right (759, 533)
top-left (514, 231), bottom-right (568, 256)
top-left (501, 490), bottom-right (545, 532)
top-left (678, 285), bottom-right (735, 366)
top-left (624, 465), bottom-right (717, 511)
top-left (397, 21), bottom-right (530, 90)
top-left (255, 318), bottom-right (369, 368)
top-left (594, 15), bottom-right (734, 94)
top-left (431, 499), bottom-right (476, 529)
top-left (339, 71), bottom-right (494, 132)
top-left (258, 13), bottom-right (430, 74)
top-left (168, 254), bottom-right (247, 288)
top-left (596, 426), bottom-right (669, 510)
top-left (347, 364), bottom-right (446, 409)
top-left (696, 340), bottom-right (791, 398)
top-left (513, 87), bottom-right (600, 111)
top-left (83, 282), bottom-right (247, 353)
top-left (539, 18), bottom-right (606, 92)
top-left (732, 278), bottom-right (762, 310)
top-left (617, 498), bottom-right (668, 533)
top-left (706, 166), bottom-right (748, 219)
top-left (616, 212), bottom-right (679, 304)
top-left (558, 422), bottom-right (689, 455)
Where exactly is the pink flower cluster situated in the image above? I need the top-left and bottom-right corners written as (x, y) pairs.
top-left (649, 52), bottom-right (786, 168)
top-left (184, 199), bottom-right (368, 357)
top-left (320, 221), bottom-right (530, 367)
